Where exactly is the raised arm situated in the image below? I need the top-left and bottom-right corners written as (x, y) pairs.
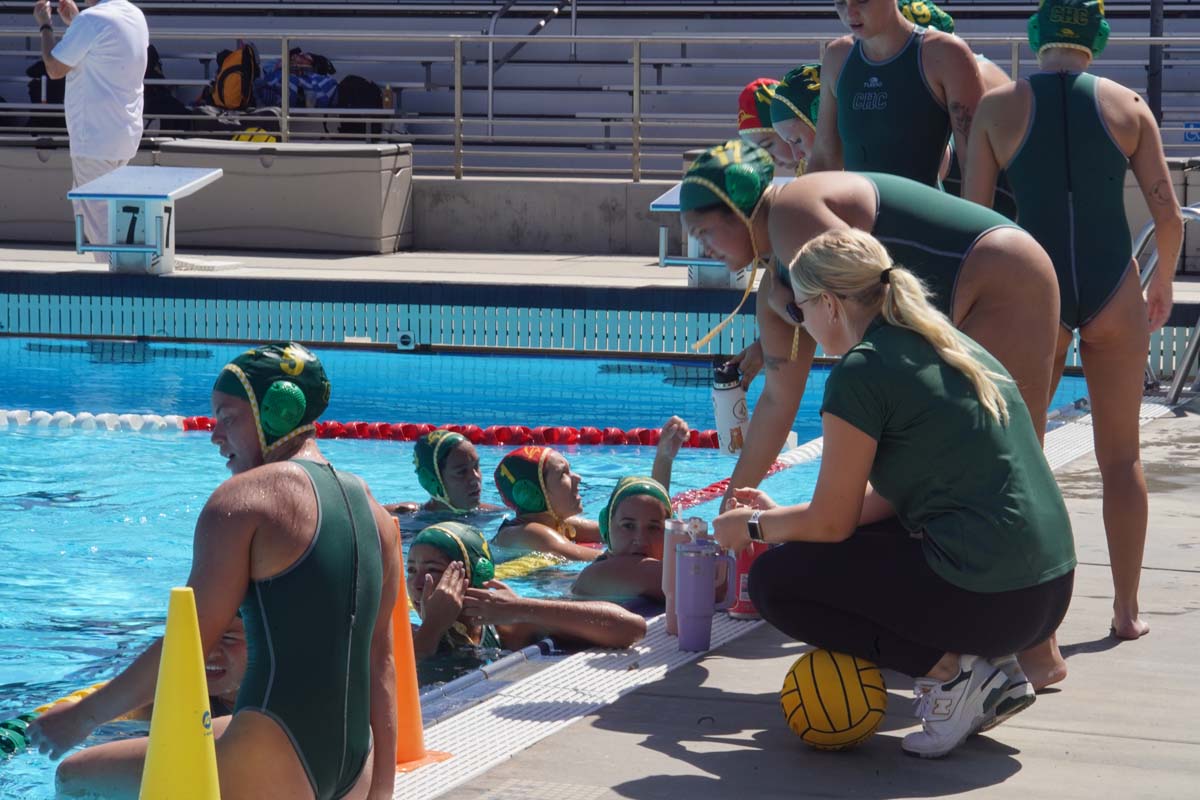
top-left (651, 415), bottom-right (690, 492)
top-left (805, 38), bottom-right (851, 174)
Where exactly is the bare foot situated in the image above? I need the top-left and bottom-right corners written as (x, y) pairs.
top-left (1111, 615), bottom-right (1150, 640)
top-left (1018, 634), bottom-right (1068, 691)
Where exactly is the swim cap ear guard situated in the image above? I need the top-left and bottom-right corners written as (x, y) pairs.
top-left (259, 381), bottom-right (307, 437)
top-left (510, 479), bottom-right (545, 512)
top-left (724, 163), bottom-right (766, 211)
top-left (1028, 0), bottom-right (1109, 57)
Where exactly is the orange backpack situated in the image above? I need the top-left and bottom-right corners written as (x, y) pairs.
top-left (210, 43), bottom-right (260, 111)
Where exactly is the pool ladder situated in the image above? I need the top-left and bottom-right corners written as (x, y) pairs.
top-left (1134, 203), bottom-right (1200, 405)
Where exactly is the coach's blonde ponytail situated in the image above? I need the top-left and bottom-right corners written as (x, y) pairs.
top-left (790, 229), bottom-right (1010, 424)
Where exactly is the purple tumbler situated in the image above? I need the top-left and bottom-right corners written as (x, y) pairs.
top-left (675, 540), bottom-right (737, 651)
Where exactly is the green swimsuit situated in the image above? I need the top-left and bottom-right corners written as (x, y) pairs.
top-left (238, 460), bottom-right (383, 800)
top-left (1005, 72), bottom-right (1132, 330)
top-left (775, 173), bottom-right (1017, 315)
top-left (837, 27), bottom-right (950, 187)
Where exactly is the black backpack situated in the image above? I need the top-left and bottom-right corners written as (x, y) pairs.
top-left (335, 75), bottom-right (384, 138)
top-left (25, 60), bottom-right (65, 133)
top-left (143, 44), bottom-right (197, 132)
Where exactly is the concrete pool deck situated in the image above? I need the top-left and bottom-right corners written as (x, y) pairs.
top-left (1, 244), bottom-right (1199, 305)
top-left (441, 397), bottom-right (1200, 800)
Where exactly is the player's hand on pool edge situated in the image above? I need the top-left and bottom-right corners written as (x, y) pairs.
top-left (26, 698), bottom-right (101, 761)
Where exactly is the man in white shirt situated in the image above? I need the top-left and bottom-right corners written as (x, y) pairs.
top-left (34, 0), bottom-right (148, 261)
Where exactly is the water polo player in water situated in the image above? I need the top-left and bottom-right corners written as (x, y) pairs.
top-left (407, 521), bottom-right (645, 660)
top-left (386, 429), bottom-right (504, 517)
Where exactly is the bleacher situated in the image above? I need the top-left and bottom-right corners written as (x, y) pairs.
top-left (0, 2), bottom-right (1196, 177)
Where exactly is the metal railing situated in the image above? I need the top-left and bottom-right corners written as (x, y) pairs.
top-left (1136, 204), bottom-right (1200, 399)
top-left (2, 30), bottom-right (1199, 179)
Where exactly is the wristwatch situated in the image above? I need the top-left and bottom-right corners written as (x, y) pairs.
top-left (747, 509), bottom-right (765, 542)
top-left (40, 23), bottom-right (53, 33)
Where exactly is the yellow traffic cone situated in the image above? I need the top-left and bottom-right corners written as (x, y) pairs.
top-left (139, 587), bottom-right (220, 799)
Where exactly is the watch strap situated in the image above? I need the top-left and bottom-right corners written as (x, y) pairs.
top-left (748, 509), bottom-right (764, 541)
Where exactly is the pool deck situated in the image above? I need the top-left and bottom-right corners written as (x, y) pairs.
top-left (439, 398), bottom-right (1200, 800)
top-left (0, 244), bottom-right (694, 288)
top-left (1, 244), bottom-right (1200, 305)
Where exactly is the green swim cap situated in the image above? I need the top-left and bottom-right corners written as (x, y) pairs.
top-left (599, 476), bottom-right (673, 547)
top-left (494, 446), bottom-right (552, 514)
top-left (413, 430), bottom-right (469, 511)
top-left (212, 342), bottom-right (331, 454)
top-left (899, 0), bottom-right (955, 33)
top-left (412, 521), bottom-right (495, 588)
top-left (1028, 0), bottom-right (1109, 57)
top-left (770, 64), bottom-right (822, 128)
top-left (679, 140), bottom-right (775, 221)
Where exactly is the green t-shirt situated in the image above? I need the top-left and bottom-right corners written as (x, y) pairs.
top-left (820, 319), bottom-right (1076, 593)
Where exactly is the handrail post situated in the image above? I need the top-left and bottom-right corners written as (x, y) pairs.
top-left (632, 40), bottom-right (641, 182)
top-left (1010, 40), bottom-right (1020, 80)
top-left (487, 37), bottom-right (494, 138)
top-left (570, 0), bottom-right (578, 61)
top-left (454, 38), bottom-right (464, 179)
top-left (280, 37), bottom-right (290, 143)
top-left (1149, 0), bottom-right (1164, 124)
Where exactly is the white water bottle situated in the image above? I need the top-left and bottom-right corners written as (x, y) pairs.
top-left (712, 362), bottom-right (749, 455)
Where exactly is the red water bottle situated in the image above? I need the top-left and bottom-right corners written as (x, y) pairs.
top-left (728, 541), bottom-right (770, 619)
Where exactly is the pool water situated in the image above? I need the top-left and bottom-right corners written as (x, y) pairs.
top-left (0, 337), bottom-right (1088, 797)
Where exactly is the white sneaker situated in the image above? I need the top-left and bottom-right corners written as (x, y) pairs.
top-left (977, 655), bottom-right (1036, 733)
top-left (901, 654), bottom-right (1007, 758)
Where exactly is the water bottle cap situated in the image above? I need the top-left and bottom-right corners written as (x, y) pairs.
top-left (713, 361), bottom-right (741, 387)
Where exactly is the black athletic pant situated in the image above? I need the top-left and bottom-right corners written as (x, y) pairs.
top-left (748, 519), bottom-right (1074, 677)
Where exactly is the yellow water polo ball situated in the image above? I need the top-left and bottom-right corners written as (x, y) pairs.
top-left (779, 649), bottom-right (888, 750)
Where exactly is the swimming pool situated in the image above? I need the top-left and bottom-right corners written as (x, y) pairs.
top-left (0, 337), bottom-right (1088, 797)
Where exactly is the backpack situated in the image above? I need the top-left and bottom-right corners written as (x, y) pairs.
top-left (335, 75), bottom-right (384, 138)
top-left (25, 60), bottom-right (66, 133)
top-left (210, 43), bottom-right (260, 111)
top-left (144, 44), bottom-right (197, 132)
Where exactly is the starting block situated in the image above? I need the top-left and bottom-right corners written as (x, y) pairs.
top-left (67, 166), bottom-right (223, 275)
